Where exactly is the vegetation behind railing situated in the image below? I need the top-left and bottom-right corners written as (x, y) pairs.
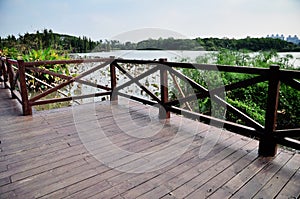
top-left (0, 56), bottom-right (299, 157)
top-left (184, 50), bottom-right (300, 130)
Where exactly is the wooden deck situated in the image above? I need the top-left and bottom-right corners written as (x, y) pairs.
top-left (0, 85), bottom-right (299, 199)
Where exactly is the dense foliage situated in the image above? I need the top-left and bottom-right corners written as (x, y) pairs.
top-left (179, 50), bottom-right (300, 130)
top-left (1, 47), bottom-right (70, 92)
top-left (116, 37), bottom-right (300, 51)
top-left (24, 48), bottom-right (70, 91)
top-left (0, 29), bottom-right (103, 54)
top-left (195, 37), bottom-right (300, 52)
top-left (135, 38), bottom-right (203, 50)
top-left (1, 30), bottom-right (299, 53)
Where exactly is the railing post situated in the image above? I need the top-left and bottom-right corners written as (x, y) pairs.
top-left (110, 59), bottom-right (118, 103)
top-left (159, 58), bottom-right (170, 119)
top-left (0, 58), bottom-right (3, 83)
top-left (259, 65), bottom-right (280, 157)
top-left (6, 59), bottom-right (15, 97)
top-left (18, 60), bottom-right (32, 115)
top-left (3, 59), bottom-right (9, 88)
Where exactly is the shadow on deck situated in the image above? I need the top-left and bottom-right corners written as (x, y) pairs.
top-left (0, 86), bottom-right (299, 199)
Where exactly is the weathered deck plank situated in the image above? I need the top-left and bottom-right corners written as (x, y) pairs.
top-left (0, 85), bottom-right (299, 199)
top-left (254, 153), bottom-right (300, 198)
top-left (275, 166), bottom-right (300, 199)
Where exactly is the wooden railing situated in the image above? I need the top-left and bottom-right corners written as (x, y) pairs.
top-left (0, 56), bottom-right (299, 156)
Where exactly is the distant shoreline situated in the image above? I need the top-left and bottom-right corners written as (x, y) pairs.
top-left (70, 50), bottom-right (300, 68)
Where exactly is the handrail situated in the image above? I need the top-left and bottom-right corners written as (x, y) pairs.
top-left (0, 56), bottom-right (299, 156)
top-left (114, 59), bottom-right (271, 75)
top-left (0, 58), bottom-right (23, 103)
top-left (23, 58), bottom-right (115, 67)
top-left (6, 59), bottom-right (18, 65)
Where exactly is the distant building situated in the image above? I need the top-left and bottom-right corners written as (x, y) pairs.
top-left (267, 34), bottom-right (285, 40)
top-left (267, 34), bottom-right (300, 45)
top-left (286, 35), bottom-right (300, 45)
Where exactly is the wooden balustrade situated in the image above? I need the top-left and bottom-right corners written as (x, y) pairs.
top-left (0, 56), bottom-right (299, 156)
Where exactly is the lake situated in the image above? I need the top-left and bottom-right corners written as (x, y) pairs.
top-left (72, 50), bottom-right (300, 68)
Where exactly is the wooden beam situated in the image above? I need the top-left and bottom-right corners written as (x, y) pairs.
top-left (110, 62), bottom-right (118, 101)
top-left (29, 79), bottom-right (74, 102)
top-left (159, 58), bottom-right (170, 119)
top-left (259, 65), bottom-right (280, 157)
top-left (114, 62), bottom-right (161, 103)
top-left (167, 105), bottom-right (263, 139)
top-left (280, 78), bottom-right (300, 91)
top-left (31, 91), bottom-right (111, 106)
top-left (18, 60), bottom-right (32, 115)
top-left (23, 58), bottom-right (115, 67)
top-left (275, 128), bottom-right (300, 138)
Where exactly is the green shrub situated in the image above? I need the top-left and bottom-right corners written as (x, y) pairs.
top-left (23, 48), bottom-right (70, 91)
top-left (2, 47), bottom-right (70, 91)
top-left (178, 50), bottom-right (300, 130)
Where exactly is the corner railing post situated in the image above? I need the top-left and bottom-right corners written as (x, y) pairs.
top-left (18, 60), bottom-right (32, 115)
top-left (110, 59), bottom-right (118, 103)
top-left (259, 65), bottom-right (280, 157)
top-left (159, 58), bottom-right (170, 119)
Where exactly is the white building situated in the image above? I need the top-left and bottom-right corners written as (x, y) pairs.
top-left (286, 35), bottom-right (300, 45)
top-left (267, 34), bottom-right (300, 45)
top-left (267, 34), bottom-right (285, 40)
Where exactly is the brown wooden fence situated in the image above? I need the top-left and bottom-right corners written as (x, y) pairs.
top-left (0, 56), bottom-right (299, 156)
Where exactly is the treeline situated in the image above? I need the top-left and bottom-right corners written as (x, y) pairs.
top-left (0, 30), bottom-right (203, 52)
top-left (1, 29), bottom-right (300, 54)
top-left (196, 37), bottom-right (300, 52)
top-left (136, 38), bottom-right (203, 50)
top-left (102, 37), bottom-right (300, 51)
top-left (0, 29), bottom-right (108, 54)
top-left (88, 38), bottom-right (203, 51)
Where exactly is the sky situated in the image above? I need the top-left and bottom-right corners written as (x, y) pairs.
top-left (0, 0), bottom-right (299, 42)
